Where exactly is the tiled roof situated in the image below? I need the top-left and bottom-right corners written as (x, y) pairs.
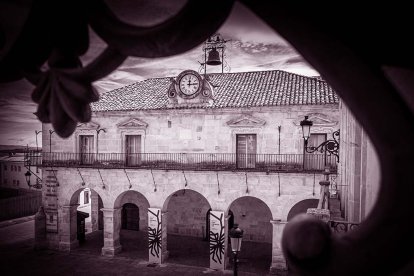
top-left (92, 70), bottom-right (339, 112)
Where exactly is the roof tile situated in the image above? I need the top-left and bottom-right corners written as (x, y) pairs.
top-left (92, 70), bottom-right (339, 112)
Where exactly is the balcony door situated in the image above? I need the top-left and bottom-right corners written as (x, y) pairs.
top-left (305, 133), bottom-right (327, 170)
top-left (236, 134), bottom-right (257, 168)
top-left (125, 135), bottom-right (141, 166)
top-left (80, 135), bottom-right (94, 164)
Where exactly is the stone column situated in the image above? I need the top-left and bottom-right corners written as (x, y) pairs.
top-left (59, 204), bottom-right (79, 252)
top-left (90, 191), bottom-right (99, 232)
top-left (101, 208), bottom-right (122, 256)
top-left (209, 210), bottom-right (226, 270)
top-left (269, 219), bottom-right (288, 274)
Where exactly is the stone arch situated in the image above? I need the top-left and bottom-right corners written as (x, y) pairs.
top-left (58, 187), bottom-right (104, 251)
top-left (112, 190), bottom-right (150, 258)
top-left (280, 195), bottom-right (319, 221)
top-left (287, 199), bottom-right (319, 221)
top-left (114, 190), bottom-right (150, 232)
top-left (224, 190), bottom-right (277, 220)
top-left (227, 196), bottom-right (273, 274)
top-left (163, 188), bottom-right (212, 268)
top-left (163, 189), bottom-right (211, 237)
top-left (226, 196), bottom-right (273, 242)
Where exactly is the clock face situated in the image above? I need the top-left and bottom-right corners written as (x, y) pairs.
top-left (178, 72), bottom-right (201, 96)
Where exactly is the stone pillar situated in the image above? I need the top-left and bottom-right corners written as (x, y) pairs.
top-left (148, 208), bottom-right (163, 264)
top-left (209, 210), bottom-right (226, 270)
top-left (90, 191), bottom-right (99, 232)
top-left (161, 211), bottom-right (169, 261)
top-left (269, 219), bottom-right (288, 274)
top-left (101, 208), bottom-right (122, 256)
top-left (59, 204), bottom-right (79, 252)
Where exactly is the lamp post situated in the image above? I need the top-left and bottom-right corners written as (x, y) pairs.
top-left (49, 129), bottom-right (55, 154)
top-left (96, 128), bottom-right (106, 155)
top-left (229, 224), bottom-right (244, 276)
top-left (25, 170), bottom-right (42, 189)
top-left (300, 116), bottom-right (340, 169)
top-left (35, 130), bottom-right (42, 152)
top-left (35, 130), bottom-right (42, 173)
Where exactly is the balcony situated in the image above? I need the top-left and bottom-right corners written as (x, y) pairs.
top-left (25, 152), bottom-right (337, 173)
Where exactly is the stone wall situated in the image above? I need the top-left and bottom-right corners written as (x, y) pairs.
top-left (42, 105), bottom-right (339, 156)
top-left (339, 101), bottom-right (380, 222)
top-left (230, 196), bottom-right (273, 243)
top-left (166, 189), bottom-right (210, 237)
top-left (50, 168), bottom-right (327, 223)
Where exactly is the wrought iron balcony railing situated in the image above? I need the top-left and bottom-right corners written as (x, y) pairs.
top-left (25, 152), bottom-right (337, 173)
top-left (329, 220), bottom-right (359, 233)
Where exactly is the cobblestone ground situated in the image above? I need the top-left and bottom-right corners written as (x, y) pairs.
top-left (0, 219), bottom-right (275, 276)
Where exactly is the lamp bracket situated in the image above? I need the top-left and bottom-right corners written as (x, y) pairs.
top-left (305, 130), bottom-right (340, 162)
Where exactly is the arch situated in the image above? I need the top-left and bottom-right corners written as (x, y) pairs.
top-left (164, 189), bottom-right (212, 268)
top-left (60, 188), bottom-right (105, 251)
top-left (114, 190), bottom-right (150, 231)
top-left (162, 188), bottom-right (212, 212)
top-left (113, 190), bottom-right (150, 259)
top-left (227, 196), bottom-right (273, 274)
top-left (287, 199), bottom-right (319, 221)
top-left (227, 196), bottom-right (273, 242)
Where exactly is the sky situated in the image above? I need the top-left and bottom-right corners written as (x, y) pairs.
top-left (0, 1), bottom-right (319, 147)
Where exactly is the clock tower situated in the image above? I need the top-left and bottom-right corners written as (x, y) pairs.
top-left (167, 34), bottom-right (228, 107)
top-left (167, 70), bottom-right (214, 107)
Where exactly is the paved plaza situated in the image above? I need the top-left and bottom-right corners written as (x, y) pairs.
top-left (0, 217), bottom-right (277, 275)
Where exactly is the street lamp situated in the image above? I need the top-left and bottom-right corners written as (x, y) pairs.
top-left (25, 170), bottom-right (42, 189)
top-left (96, 128), bottom-right (106, 155)
top-left (35, 130), bottom-right (42, 173)
top-left (49, 129), bottom-right (55, 154)
top-left (300, 116), bottom-right (340, 163)
top-left (35, 130), bottom-right (42, 152)
top-left (229, 224), bottom-right (244, 276)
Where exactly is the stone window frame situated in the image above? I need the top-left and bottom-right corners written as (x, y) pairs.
top-left (226, 115), bottom-right (266, 155)
top-left (117, 118), bottom-right (149, 155)
top-left (119, 129), bottom-right (147, 155)
top-left (75, 130), bottom-right (97, 154)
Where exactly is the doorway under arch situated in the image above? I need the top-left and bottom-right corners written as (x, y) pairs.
top-left (114, 190), bottom-right (150, 260)
top-left (121, 203), bottom-right (140, 231)
top-left (67, 188), bottom-right (104, 255)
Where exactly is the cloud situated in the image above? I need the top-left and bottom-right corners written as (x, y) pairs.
top-left (0, 1), bottom-right (320, 146)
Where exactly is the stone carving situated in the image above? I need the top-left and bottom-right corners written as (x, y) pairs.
top-left (226, 115), bottom-right (266, 128)
top-left (117, 118), bottom-right (148, 129)
top-left (293, 113), bottom-right (338, 127)
top-left (77, 121), bottom-right (100, 130)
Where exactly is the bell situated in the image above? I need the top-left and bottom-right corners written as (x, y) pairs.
top-left (206, 48), bottom-right (222, 65)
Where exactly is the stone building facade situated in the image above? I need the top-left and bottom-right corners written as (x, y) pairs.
top-left (36, 69), bottom-right (340, 273)
top-left (0, 155), bottom-right (26, 189)
top-left (339, 102), bottom-right (380, 222)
